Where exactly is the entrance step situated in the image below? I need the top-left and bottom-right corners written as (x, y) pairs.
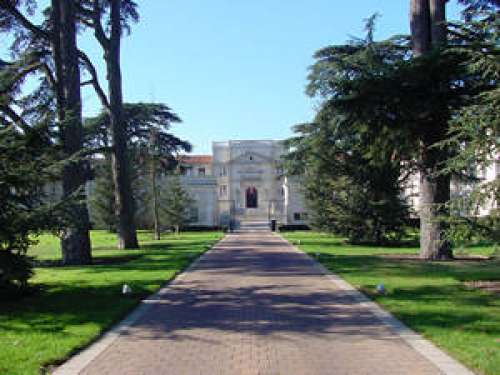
top-left (237, 220), bottom-right (270, 233)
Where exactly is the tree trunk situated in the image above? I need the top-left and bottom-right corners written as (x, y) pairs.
top-left (410, 0), bottom-right (431, 57)
top-left (419, 133), bottom-right (453, 260)
top-left (152, 160), bottom-right (160, 240)
top-left (107, 0), bottom-right (139, 249)
top-left (411, 0), bottom-right (453, 260)
top-left (53, 0), bottom-right (92, 265)
top-left (430, 0), bottom-right (447, 47)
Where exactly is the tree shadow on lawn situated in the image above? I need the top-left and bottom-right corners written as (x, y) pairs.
top-left (0, 240), bottom-right (220, 334)
top-left (0, 283), bottom-right (153, 335)
top-left (34, 254), bottom-right (144, 268)
top-left (319, 253), bottom-right (500, 281)
top-left (379, 285), bottom-right (500, 339)
top-left (0, 244), bottom-right (214, 326)
top-left (286, 236), bottom-right (419, 249)
top-left (33, 238), bottom-right (216, 270)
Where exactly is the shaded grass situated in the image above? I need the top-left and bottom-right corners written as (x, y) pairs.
top-left (283, 231), bottom-right (499, 375)
top-left (0, 230), bottom-right (223, 375)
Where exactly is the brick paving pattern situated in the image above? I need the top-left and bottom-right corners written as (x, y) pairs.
top-left (78, 232), bottom-right (443, 375)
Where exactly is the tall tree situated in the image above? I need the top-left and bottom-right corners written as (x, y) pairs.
top-left (286, 122), bottom-right (409, 244)
top-left (410, 0), bottom-right (453, 259)
top-left (54, 0), bottom-right (92, 263)
top-left (303, 7), bottom-right (496, 257)
top-left (84, 102), bottom-right (191, 237)
top-left (0, 0), bottom-right (92, 264)
top-left (76, 0), bottom-right (140, 249)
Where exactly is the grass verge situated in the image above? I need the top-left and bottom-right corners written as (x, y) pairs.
top-left (0, 230), bottom-right (223, 375)
top-left (282, 231), bottom-right (499, 375)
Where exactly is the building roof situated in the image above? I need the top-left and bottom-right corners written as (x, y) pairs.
top-left (178, 155), bottom-right (213, 165)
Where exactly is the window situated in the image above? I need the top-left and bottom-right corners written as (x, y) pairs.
top-left (294, 212), bottom-right (308, 221)
top-left (219, 166), bottom-right (227, 177)
top-left (219, 185), bottom-right (227, 197)
top-left (189, 207), bottom-right (199, 223)
top-left (180, 166), bottom-right (192, 176)
top-left (249, 155), bottom-right (253, 161)
top-left (198, 167), bottom-right (205, 176)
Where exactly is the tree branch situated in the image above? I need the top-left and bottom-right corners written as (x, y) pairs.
top-left (0, 0), bottom-right (51, 40)
top-left (0, 104), bottom-right (31, 133)
top-left (40, 63), bottom-right (57, 90)
top-left (77, 50), bottom-right (110, 109)
top-left (92, 0), bottom-right (110, 48)
top-left (0, 62), bottom-right (44, 96)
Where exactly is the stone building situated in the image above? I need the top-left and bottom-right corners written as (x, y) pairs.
top-left (175, 140), bottom-right (308, 228)
top-left (403, 155), bottom-right (499, 216)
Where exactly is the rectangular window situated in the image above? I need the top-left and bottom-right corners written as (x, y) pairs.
top-left (198, 167), bottom-right (205, 176)
top-left (180, 166), bottom-right (192, 176)
top-left (220, 166), bottom-right (227, 177)
top-left (189, 207), bottom-right (199, 223)
top-left (219, 185), bottom-right (227, 197)
top-left (294, 212), bottom-right (308, 221)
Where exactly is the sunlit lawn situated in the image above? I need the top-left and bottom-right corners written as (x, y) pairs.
top-left (0, 230), bottom-right (223, 375)
top-left (282, 231), bottom-right (500, 375)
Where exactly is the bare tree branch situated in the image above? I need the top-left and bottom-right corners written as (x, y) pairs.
top-left (91, 0), bottom-right (110, 48)
top-left (77, 50), bottom-right (110, 109)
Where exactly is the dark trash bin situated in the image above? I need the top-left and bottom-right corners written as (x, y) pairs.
top-left (271, 219), bottom-right (277, 232)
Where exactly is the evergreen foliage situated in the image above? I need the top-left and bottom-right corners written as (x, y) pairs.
top-left (1, 0), bottom-right (94, 265)
top-left (0, 121), bottom-right (61, 293)
top-left (289, 5), bottom-right (498, 249)
top-left (85, 102), bottom-right (191, 233)
top-left (286, 23), bottom-right (411, 245)
top-left (89, 161), bottom-right (116, 232)
top-left (159, 175), bottom-right (195, 235)
top-left (286, 111), bottom-right (409, 244)
top-left (438, 2), bottom-right (499, 244)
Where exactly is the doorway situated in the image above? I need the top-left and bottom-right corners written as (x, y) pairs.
top-left (246, 187), bottom-right (258, 208)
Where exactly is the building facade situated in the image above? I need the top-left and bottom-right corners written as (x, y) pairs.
top-left (403, 156), bottom-right (499, 217)
top-left (176, 140), bottom-right (308, 227)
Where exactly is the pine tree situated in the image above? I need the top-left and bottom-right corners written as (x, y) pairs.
top-left (286, 108), bottom-right (409, 245)
top-left (1, 0), bottom-right (93, 265)
top-left (299, 6), bottom-right (497, 257)
top-left (89, 161), bottom-right (116, 232)
top-left (0, 113), bottom-right (62, 293)
top-left (85, 103), bottom-right (191, 237)
top-left (159, 176), bottom-right (194, 235)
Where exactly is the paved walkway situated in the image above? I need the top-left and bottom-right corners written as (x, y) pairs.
top-left (57, 232), bottom-right (465, 375)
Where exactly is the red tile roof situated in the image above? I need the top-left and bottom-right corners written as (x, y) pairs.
top-left (178, 155), bottom-right (213, 164)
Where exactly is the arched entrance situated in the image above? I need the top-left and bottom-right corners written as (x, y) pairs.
top-left (246, 187), bottom-right (258, 208)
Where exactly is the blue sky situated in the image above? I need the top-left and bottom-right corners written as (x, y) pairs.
top-left (3, 1), bottom-right (463, 154)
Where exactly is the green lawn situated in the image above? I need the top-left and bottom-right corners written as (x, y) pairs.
top-left (0, 230), bottom-right (223, 375)
top-left (282, 231), bottom-right (500, 375)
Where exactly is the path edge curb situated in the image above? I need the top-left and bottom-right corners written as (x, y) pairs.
top-left (276, 233), bottom-right (476, 375)
top-left (52, 235), bottom-right (228, 375)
